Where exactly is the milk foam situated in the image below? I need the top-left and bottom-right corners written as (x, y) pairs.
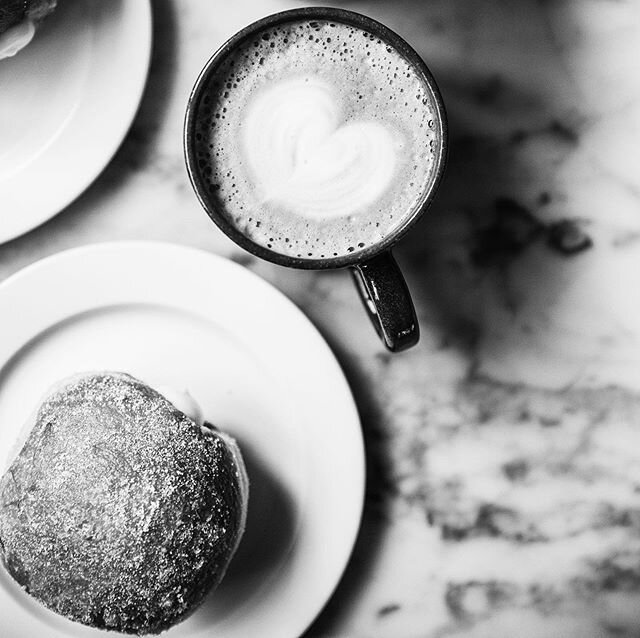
top-left (244, 76), bottom-right (398, 220)
top-left (194, 18), bottom-right (440, 260)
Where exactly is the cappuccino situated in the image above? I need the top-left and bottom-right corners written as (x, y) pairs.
top-left (193, 18), bottom-right (441, 259)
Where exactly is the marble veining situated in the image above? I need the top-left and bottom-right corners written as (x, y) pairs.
top-left (1, 1), bottom-right (640, 637)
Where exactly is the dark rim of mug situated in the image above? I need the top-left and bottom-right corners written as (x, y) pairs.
top-left (184, 6), bottom-right (448, 270)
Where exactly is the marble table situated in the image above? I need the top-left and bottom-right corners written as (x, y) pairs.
top-left (2, 0), bottom-right (640, 636)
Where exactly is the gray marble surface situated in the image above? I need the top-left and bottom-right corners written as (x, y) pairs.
top-left (3, 1), bottom-right (640, 636)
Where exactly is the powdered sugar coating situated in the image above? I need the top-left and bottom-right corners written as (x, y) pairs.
top-left (0, 372), bottom-right (248, 634)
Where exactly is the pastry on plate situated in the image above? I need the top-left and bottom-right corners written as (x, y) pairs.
top-left (0, 372), bottom-right (248, 635)
top-left (0, 0), bottom-right (57, 59)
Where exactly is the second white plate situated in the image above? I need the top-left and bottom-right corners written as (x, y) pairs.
top-left (0, 0), bottom-right (152, 244)
top-left (0, 241), bottom-right (365, 638)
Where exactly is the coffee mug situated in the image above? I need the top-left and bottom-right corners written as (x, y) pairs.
top-left (184, 7), bottom-right (447, 352)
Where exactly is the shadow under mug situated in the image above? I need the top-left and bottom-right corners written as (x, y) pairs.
top-left (184, 7), bottom-right (447, 352)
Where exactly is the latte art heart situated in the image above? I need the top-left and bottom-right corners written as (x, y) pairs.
top-left (243, 78), bottom-right (398, 219)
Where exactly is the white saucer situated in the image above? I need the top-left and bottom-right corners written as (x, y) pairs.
top-left (0, 242), bottom-right (364, 638)
top-left (0, 1), bottom-right (152, 244)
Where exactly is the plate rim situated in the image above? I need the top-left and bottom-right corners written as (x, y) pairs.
top-left (0, 240), bottom-right (365, 638)
top-left (0, 0), bottom-right (153, 245)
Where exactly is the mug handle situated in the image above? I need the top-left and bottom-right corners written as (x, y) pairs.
top-left (351, 251), bottom-right (419, 352)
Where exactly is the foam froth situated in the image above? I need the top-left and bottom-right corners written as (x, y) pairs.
top-left (244, 76), bottom-right (398, 220)
top-left (193, 18), bottom-right (441, 260)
